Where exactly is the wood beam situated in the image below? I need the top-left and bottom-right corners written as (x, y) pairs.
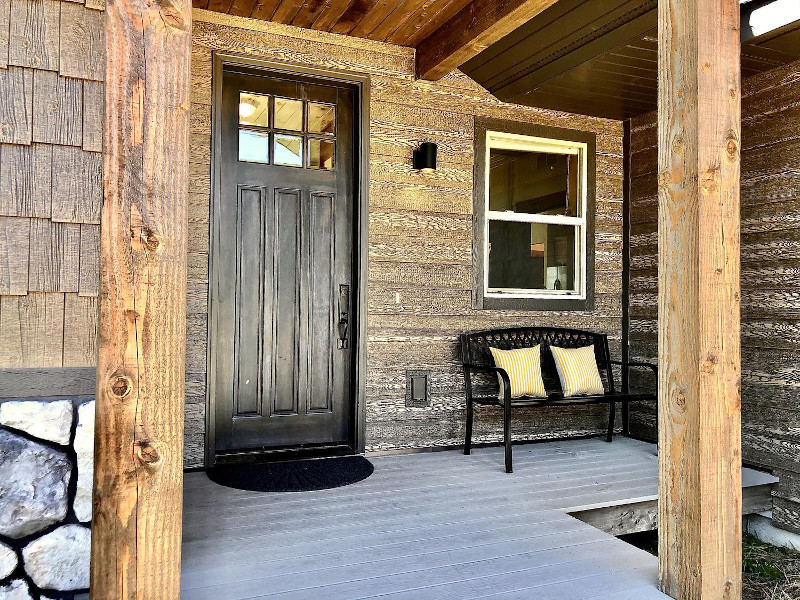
top-left (90, 0), bottom-right (191, 596)
top-left (415, 0), bottom-right (561, 81)
top-left (657, 0), bottom-right (742, 595)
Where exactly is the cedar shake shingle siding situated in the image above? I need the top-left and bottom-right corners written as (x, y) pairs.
top-left (0, 0), bottom-right (103, 370)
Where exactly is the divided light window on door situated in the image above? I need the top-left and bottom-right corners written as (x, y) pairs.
top-left (237, 92), bottom-right (336, 170)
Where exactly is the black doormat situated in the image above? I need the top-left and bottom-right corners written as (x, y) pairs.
top-left (206, 456), bottom-right (374, 492)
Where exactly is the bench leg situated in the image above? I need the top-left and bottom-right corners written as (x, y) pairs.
top-left (622, 401), bottom-right (630, 436)
top-left (504, 403), bottom-right (512, 473)
top-left (464, 398), bottom-right (473, 455)
top-left (606, 401), bottom-right (615, 442)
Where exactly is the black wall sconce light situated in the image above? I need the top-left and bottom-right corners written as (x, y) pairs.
top-left (413, 142), bottom-right (437, 173)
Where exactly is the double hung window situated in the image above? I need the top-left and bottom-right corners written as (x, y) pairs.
top-left (474, 120), bottom-right (595, 311)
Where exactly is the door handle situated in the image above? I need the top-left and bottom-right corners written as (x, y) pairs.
top-left (337, 284), bottom-right (350, 349)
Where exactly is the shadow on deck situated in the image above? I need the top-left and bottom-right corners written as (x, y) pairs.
top-left (180, 437), bottom-right (776, 600)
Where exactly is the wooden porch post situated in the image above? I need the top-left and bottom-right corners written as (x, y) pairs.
top-left (91, 0), bottom-right (191, 597)
top-left (657, 0), bottom-right (742, 596)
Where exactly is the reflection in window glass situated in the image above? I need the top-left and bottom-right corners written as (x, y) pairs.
top-left (489, 148), bottom-right (579, 217)
top-left (274, 134), bottom-right (302, 167)
top-left (239, 92), bottom-right (270, 127)
top-left (308, 139), bottom-right (335, 170)
top-left (308, 103), bottom-right (335, 135)
top-left (488, 221), bottom-right (576, 292)
top-left (274, 97), bottom-right (303, 131)
top-left (239, 129), bottom-right (269, 164)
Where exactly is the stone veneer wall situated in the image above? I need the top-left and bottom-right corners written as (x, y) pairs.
top-left (0, 398), bottom-right (94, 600)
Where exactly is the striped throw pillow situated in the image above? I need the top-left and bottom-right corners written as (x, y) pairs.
top-left (489, 345), bottom-right (547, 399)
top-left (549, 345), bottom-right (605, 397)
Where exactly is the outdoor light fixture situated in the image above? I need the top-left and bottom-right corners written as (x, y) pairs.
top-left (413, 142), bottom-right (437, 173)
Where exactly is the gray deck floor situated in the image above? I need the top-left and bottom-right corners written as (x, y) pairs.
top-left (181, 437), bottom-right (772, 600)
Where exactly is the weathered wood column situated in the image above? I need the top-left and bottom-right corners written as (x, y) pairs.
top-left (657, 0), bottom-right (742, 596)
top-left (91, 0), bottom-right (191, 596)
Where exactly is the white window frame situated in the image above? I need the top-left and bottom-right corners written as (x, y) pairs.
top-left (483, 130), bottom-right (588, 300)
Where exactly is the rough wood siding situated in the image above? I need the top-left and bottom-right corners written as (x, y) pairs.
top-left (187, 10), bottom-right (625, 467)
top-left (628, 58), bottom-right (800, 533)
top-left (0, 0), bottom-right (103, 367)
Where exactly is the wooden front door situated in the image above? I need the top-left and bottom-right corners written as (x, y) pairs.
top-left (210, 65), bottom-right (357, 460)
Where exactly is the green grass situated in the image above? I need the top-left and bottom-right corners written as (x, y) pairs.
top-left (620, 531), bottom-right (800, 599)
top-left (741, 534), bottom-right (800, 600)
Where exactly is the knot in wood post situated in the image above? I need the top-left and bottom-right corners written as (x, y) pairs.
top-left (700, 167), bottom-right (720, 195)
top-left (724, 579), bottom-right (734, 598)
top-left (135, 439), bottom-right (162, 467)
top-left (700, 353), bottom-right (717, 374)
top-left (725, 135), bottom-right (739, 163)
top-left (142, 228), bottom-right (161, 252)
top-left (109, 374), bottom-right (134, 399)
top-left (157, 0), bottom-right (189, 31)
top-left (657, 170), bottom-right (670, 192)
top-left (671, 133), bottom-right (684, 155)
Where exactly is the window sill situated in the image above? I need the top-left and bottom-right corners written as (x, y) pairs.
top-left (476, 295), bottom-right (594, 312)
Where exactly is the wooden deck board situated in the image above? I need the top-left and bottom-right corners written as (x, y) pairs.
top-left (181, 467), bottom-right (660, 539)
top-left (181, 437), bottom-right (774, 599)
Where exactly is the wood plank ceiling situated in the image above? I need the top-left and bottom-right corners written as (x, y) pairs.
top-left (195, 0), bottom-right (567, 80)
top-left (193, 0), bottom-right (474, 46)
top-left (195, 0), bottom-right (800, 121)
top-left (461, 0), bottom-right (800, 120)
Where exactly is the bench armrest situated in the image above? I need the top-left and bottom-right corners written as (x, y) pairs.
top-left (609, 360), bottom-right (658, 374)
top-left (609, 360), bottom-right (658, 398)
top-left (463, 363), bottom-right (511, 402)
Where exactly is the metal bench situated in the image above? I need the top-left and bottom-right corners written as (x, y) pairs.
top-left (461, 327), bottom-right (657, 473)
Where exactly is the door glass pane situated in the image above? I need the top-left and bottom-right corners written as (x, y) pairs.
top-left (239, 92), bottom-right (270, 127)
top-left (488, 221), bottom-right (577, 291)
top-left (489, 148), bottom-right (579, 217)
top-left (309, 139), bottom-right (335, 170)
top-left (274, 134), bottom-right (302, 167)
top-left (239, 129), bottom-right (269, 164)
top-left (274, 97), bottom-right (303, 131)
top-left (308, 102), bottom-right (335, 135)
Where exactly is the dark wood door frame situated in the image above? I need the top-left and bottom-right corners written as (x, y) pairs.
top-left (205, 52), bottom-right (370, 467)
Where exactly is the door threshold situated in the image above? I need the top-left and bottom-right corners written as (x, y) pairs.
top-left (214, 443), bottom-right (357, 465)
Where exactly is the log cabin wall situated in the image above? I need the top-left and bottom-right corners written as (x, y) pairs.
top-left (186, 10), bottom-right (625, 467)
top-left (628, 57), bottom-right (800, 533)
top-left (0, 0), bottom-right (104, 384)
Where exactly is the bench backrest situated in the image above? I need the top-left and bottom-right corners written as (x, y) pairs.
top-left (461, 327), bottom-right (616, 394)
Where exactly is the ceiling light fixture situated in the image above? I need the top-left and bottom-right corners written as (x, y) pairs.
top-left (239, 101), bottom-right (257, 119)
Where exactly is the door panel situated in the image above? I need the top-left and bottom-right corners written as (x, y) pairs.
top-left (211, 66), bottom-right (357, 458)
top-left (304, 192), bottom-right (335, 415)
top-left (234, 185), bottom-right (265, 418)
top-left (273, 187), bottom-right (301, 418)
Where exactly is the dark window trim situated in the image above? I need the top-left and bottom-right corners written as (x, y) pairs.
top-left (473, 117), bottom-right (596, 311)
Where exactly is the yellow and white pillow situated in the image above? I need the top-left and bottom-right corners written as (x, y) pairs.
top-left (549, 345), bottom-right (605, 397)
top-left (489, 345), bottom-right (547, 399)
